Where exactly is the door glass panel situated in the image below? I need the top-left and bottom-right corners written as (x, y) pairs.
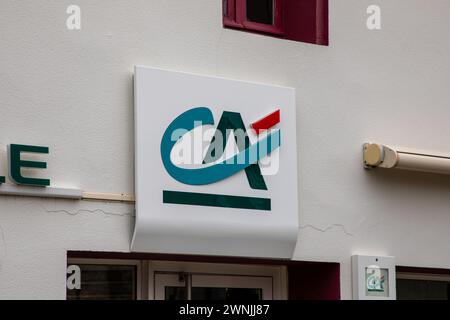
top-left (192, 274), bottom-right (272, 300)
top-left (247, 0), bottom-right (274, 25)
top-left (155, 272), bottom-right (273, 300)
top-left (155, 273), bottom-right (186, 300)
top-left (192, 287), bottom-right (262, 300)
top-left (165, 286), bottom-right (187, 300)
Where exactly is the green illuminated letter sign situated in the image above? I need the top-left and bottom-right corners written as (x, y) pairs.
top-left (8, 144), bottom-right (50, 187)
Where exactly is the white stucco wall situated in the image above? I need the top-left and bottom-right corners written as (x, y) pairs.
top-left (0, 0), bottom-right (449, 299)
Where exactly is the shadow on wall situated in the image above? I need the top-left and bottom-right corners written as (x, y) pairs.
top-left (363, 168), bottom-right (450, 204)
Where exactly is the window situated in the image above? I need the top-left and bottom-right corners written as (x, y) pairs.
top-left (223, 0), bottom-right (329, 46)
top-left (67, 259), bottom-right (140, 300)
top-left (224, 0), bottom-right (283, 35)
top-left (246, 0), bottom-right (274, 24)
top-left (397, 272), bottom-right (450, 300)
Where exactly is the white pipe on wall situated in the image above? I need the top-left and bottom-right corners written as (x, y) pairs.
top-left (396, 152), bottom-right (450, 175)
top-left (363, 143), bottom-right (450, 175)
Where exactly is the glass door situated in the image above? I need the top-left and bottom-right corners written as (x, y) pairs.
top-left (154, 273), bottom-right (188, 300)
top-left (154, 272), bottom-right (273, 300)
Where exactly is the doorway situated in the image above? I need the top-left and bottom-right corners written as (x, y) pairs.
top-left (149, 261), bottom-right (286, 300)
top-left (155, 273), bottom-right (272, 300)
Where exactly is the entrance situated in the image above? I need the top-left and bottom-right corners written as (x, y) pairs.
top-left (150, 261), bottom-right (285, 300)
top-left (155, 273), bottom-right (272, 300)
top-left (66, 252), bottom-right (341, 300)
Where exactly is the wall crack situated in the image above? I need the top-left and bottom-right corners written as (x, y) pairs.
top-left (300, 223), bottom-right (354, 237)
top-left (42, 206), bottom-right (135, 218)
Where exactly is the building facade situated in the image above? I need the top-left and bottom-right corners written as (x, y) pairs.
top-left (0, 0), bottom-right (449, 300)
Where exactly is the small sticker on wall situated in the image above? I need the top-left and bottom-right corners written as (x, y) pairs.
top-left (365, 266), bottom-right (389, 297)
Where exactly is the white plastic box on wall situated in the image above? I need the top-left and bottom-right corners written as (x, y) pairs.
top-left (352, 255), bottom-right (396, 300)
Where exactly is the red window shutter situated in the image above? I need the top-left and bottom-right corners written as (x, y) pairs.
top-left (283, 0), bottom-right (328, 45)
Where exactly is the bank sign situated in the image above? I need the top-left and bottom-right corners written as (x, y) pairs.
top-left (132, 67), bottom-right (298, 258)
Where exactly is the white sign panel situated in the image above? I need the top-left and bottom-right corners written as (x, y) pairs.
top-left (132, 66), bottom-right (298, 258)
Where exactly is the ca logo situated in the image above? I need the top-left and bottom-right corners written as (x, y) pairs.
top-left (160, 107), bottom-right (281, 210)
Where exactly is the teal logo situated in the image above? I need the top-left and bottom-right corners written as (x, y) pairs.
top-left (0, 144), bottom-right (50, 187)
top-left (161, 107), bottom-right (281, 211)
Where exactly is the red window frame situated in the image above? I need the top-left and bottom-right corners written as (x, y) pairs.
top-left (224, 0), bottom-right (329, 46)
top-left (224, 0), bottom-right (284, 36)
